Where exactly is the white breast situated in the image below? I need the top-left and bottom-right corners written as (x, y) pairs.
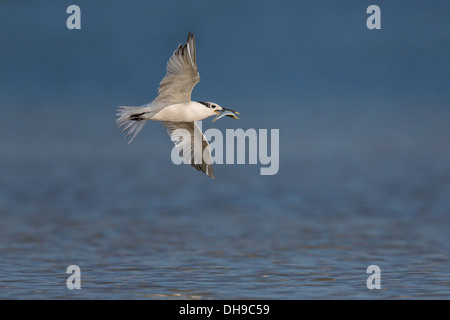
top-left (150, 102), bottom-right (215, 122)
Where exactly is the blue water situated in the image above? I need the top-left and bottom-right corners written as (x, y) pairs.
top-left (0, 1), bottom-right (449, 299)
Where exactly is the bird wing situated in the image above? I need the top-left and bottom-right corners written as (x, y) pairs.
top-left (162, 121), bottom-right (215, 179)
top-left (154, 32), bottom-right (200, 104)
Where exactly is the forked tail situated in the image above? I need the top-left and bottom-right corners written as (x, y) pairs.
top-left (116, 106), bottom-right (148, 143)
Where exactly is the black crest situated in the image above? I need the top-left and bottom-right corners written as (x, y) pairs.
top-left (197, 101), bottom-right (215, 108)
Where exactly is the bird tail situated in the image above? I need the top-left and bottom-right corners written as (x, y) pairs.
top-left (116, 106), bottom-right (149, 143)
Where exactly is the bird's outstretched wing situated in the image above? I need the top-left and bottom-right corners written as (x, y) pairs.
top-left (162, 121), bottom-right (215, 179)
top-left (154, 32), bottom-right (200, 104)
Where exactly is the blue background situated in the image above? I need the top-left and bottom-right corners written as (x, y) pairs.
top-left (0, 0), bottom-right (449, 299)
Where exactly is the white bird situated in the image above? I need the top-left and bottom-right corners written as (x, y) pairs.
top-left (116, 32), bottom-right (239, 180)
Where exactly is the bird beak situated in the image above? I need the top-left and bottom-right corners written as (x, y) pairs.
top-left (213, 107), bottom-right (240, 122)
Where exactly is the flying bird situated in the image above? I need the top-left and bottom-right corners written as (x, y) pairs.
top-left (116, 32), bottom-right (239, 179)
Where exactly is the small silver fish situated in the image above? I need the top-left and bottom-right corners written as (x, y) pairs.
top-left (212, 109), bottom-right (240, 122)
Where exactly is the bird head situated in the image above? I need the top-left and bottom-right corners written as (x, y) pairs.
top-left (199, 102), bottom-right (239, 122)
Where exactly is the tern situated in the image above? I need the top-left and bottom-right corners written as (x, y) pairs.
top-left (116, 32), bottom-right (239, 179)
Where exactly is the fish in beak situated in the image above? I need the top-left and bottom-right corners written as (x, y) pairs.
top-left (212, 107), bottom-right (240, 122)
